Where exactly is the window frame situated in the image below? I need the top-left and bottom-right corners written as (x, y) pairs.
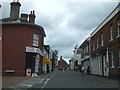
top-left (117, 19), bottom-right (120, 37)
top-left (33, 33), bottom-right (39, 47)
top-left (110, 51), bottom-right (114, 68)
top-left (109, 25), bottom-right (113, 41)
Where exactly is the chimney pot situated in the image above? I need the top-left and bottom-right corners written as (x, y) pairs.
top-left (21, 13), bottom-right (28, 22)
top-left (33, 10), bottom-right (35, 14)
top-left (31, 11), bottom-right (32, 14)
top-left (29, 10), bottom-right (36, 23)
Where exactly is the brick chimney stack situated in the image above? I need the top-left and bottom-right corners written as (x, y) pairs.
top-left (29, 10), bottom-right (36, 23)
top-left (10, 0), bottom-right (21, 20)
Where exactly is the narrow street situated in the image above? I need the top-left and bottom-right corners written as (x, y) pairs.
top-left (31, 70), bottom-right (118, 89)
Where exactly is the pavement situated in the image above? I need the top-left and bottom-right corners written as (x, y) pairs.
top-left (78, 72), bottom-right (120, 87)
top-left (2, 70), bottom-right (120, 89)
top-left (2, 71), bottom-right (56, 89)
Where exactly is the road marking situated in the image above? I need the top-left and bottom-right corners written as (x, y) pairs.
top-left (38, 79), bottom-right (44, 84)
top-left (44, 78), bottom-right (50, 84)
top-left (41, 73), bottom-right (56, 88)
top-left (20, 84), bottom-right (32, 87)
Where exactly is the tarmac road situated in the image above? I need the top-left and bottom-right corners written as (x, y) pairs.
top-left (31, 70), bottom-right (119, 89)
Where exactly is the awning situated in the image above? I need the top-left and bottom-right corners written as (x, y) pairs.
top-left (43, 57), bottom-right (52, 64)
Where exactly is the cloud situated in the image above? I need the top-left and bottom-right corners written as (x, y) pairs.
top-left (1, 0), bottom-right (119, 63)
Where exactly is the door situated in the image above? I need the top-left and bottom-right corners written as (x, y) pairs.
top-left (103, 55), bottom-right (109, 76)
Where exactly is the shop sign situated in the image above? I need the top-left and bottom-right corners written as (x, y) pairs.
top-left (26, 46), bottom-right (43, 56)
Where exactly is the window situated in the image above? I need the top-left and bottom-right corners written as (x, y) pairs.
top-left (109, 25), bottom-right (113, 41)
top-left (96, 37), bottom-right (99, 49)
top-left (92, 40), bottom-right (95, 51)
top-left (117, 18), bottom-right (120, 37)
top-left (33, 33), bottom-right (39, 47)
top-left (118, 48), bottom-right (120, 67)
top-left (111, 51), bottom-right (114, 68)
top-left (86, 46), bottom-right (88, 53)
top-left (100, 33), bottom-right (104, 46)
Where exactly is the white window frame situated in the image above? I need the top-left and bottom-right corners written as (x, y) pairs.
top-left (109, 26), bottom-right (113, 41)
top-left (101, 33), bottom-right (104, 46)
top-left (86, 46), bottom-right (88, 53)
top-left (33, 33), bottom-right (39, 47)
top-left (116, 19), bottom-right (120, 38)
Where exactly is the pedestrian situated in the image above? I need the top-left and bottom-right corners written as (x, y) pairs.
top-left (81, 66), bottom-right (85, 75)
top-left (87, 66), bottom-right (90, 75)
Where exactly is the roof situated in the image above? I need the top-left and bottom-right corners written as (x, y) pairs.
top-left (79, 37), bottom-right (90, 48)
top-left (90, 3), bottom-right (120, 37)
top-left (0, 17), bottom-right (46, 37)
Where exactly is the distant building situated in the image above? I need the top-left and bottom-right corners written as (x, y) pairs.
top-left (80, 37), bottom-right (90, 73)
top-left (90, 3), bottom-right (120, 79)
top-left (43, 45), bottom-right (52, 74)
top-left (1, 1), bottom-right (46, 76)
top-left (58, 56), bottom-right (68, 70)
top-left (52, 50), bottom-right (58, 71)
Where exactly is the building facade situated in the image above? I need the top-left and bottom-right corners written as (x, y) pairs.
top-left (79, 37), bottom-right (90, 73)
top-left (58, 56), bottom-right (68, 70)
top-left (0, 23), bottom-right (2, 76)
top-left (90, 4), bottom-right (120, 79)
top-left (52, 50), bottom-right (58, 71)
top-left (1, 1), bottom-right (46, 76)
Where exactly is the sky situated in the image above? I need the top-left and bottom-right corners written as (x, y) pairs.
top-left (0, 0), bottom-right (119, 64)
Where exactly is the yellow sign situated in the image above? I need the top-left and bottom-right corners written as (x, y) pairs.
top-left (43, 57), bottom-right (52, 64)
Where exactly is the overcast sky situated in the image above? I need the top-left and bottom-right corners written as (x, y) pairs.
top-left (0, 0), bottom-right (119, 63)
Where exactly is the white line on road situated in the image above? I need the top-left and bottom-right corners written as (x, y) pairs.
top-left (38, 79), bottom-right (44, 84)
top-left (41, 73), bottom-right (56, 88)
top-left (20, 84), bottom-right (32, 87)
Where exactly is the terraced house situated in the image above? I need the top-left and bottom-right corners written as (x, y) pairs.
top-left (90, 3), bottom-right (120, 80)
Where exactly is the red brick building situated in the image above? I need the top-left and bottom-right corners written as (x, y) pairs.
top-left (90, 4), bottom-right (120, 80)
top-left (58, 56), bottom-right (68, 70)
top-left (1, 1), bottom-right (46, 76)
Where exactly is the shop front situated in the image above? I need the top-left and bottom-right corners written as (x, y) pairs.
top-left (43, 57), bottom-right (52, 74)
top-left (25, 46), bottom-right (43, 76)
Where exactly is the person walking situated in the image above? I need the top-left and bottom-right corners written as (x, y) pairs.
top-left (81, 66), bottom-right (85, 75)
top-left (87, 66), bottom-right (90, 75)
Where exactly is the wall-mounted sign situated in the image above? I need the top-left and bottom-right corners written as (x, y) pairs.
top-left (5, 69), bottom-right (14, 73)
top-left (26, 46), bottom-right (43, 56)
top-left (26, 68), bottom-right (31, 76)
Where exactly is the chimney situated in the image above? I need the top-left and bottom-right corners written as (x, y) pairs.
top-left (29, 10), bottom-right (36, 23)
top-left (10, 0), bottom-right (21, 20)
top-left (21, 13), bottom-right (28, 22)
